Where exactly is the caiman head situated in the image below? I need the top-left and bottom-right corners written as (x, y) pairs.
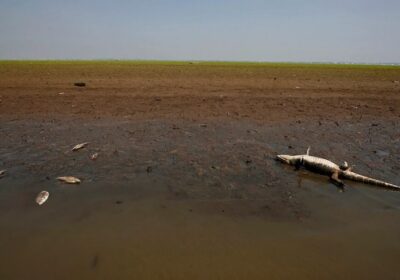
top-left (276, 154), bottom-right (298, 165)
top-left (276, 147), bottom-right (309, 165)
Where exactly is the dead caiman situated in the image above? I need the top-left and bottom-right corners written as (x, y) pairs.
top-left (276, 148), bottom-right (400, 190)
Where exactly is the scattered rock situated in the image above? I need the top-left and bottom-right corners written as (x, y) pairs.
top-left (154, 97), bottom-right (161, 101)
top-left (90, 152), bottom-right (99, 160)
top-left (0, 170), bottom-right (6, 179)
top-left (57, 176), bottom-right (81, 184)
top-left (146, 166), bottom-right (153, 173)
top-left (72, 142), bottom-right (89, 151)
top-left (393, 80), bottom-right (399, 84)
top-left (36, 191), bottom-right (49, 205)
top-left (374, 150), bottom-right (390, 157)
top-left (199, 123), bottom-right (207, 128)
top-left (74, 82), bottom-right (86, 87)
top-left (115, 200), bottom-right (123, 205)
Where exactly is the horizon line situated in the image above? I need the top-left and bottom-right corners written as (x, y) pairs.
top-left (1, 59), bottom-right (399, 67)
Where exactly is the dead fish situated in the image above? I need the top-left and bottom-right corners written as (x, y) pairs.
top-left (90, 153), bottom-right (99, 160)
top-left (57, 176), bottom-right (81, 184)
top-left (36, 191), bottom-right (49, 205)
top-left (72, 142), bottom-right (89, 151)
top-left (0, 170), bottom-right (6, 178)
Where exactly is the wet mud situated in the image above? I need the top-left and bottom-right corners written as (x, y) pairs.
top-left (1, 117), bottom-right (400, 280)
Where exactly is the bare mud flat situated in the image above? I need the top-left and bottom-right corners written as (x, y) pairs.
top-left (0, 62), bottom-right (400, 279)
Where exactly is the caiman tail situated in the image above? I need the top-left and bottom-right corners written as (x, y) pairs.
top-left (342, 171), bottom-right (400, 190)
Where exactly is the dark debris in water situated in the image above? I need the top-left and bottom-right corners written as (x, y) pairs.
top-left (91, 254), bottom-right (99, 269)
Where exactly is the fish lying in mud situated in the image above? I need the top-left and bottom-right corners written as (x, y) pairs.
top-left (72, 142), bottom-right (89, 151)
top-left (36, 191), bottom-right (49, 205)
top-left (0, 170), bottom-right (6, 178)
top-left (57, 176), bottom-right (81, 184)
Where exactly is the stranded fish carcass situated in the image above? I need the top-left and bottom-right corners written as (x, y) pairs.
top-left (72, 142), bottom-right (89, 152)
top-left (57, 176), bottom-right (81, 184)
top-left (36, 191), bottom-right (49, 205)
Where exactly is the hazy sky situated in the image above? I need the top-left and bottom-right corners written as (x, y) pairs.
top-left (0, 0), bottom-right (399, 62)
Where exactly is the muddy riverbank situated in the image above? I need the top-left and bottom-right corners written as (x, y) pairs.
top-left (1, 62), bottom-right (400, 279)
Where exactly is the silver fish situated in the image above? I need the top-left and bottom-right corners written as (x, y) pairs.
top-left (0, 170), bottom-right (6, 178)
top-left (57, 176), bottom-right (81, 184)
top-left (72, 142), bottom-right (89, 151)
top-left (36, 191), bottom-right (49, 205)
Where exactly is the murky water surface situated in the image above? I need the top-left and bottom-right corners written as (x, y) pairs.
top-left (0, 118), bottom-right (399, 279)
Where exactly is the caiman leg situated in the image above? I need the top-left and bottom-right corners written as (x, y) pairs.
top-left (330, 171), bottom-right (345, 190)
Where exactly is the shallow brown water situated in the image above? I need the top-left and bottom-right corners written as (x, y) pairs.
top-left (1, 118), bottom-right (400, 279)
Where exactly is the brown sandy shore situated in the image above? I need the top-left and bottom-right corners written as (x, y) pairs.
top-left (1, 61), bottom-right (400, 279)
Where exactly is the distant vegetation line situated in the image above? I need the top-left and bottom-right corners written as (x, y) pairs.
top-left (0, 59), bottom-right (399, 69)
